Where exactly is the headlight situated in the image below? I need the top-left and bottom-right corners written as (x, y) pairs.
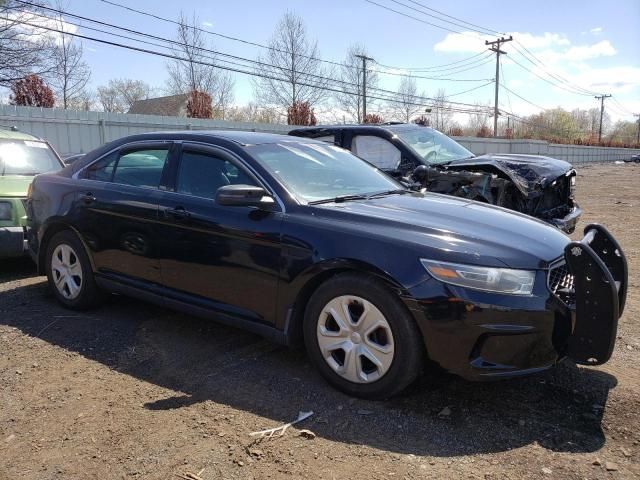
top-left (0, 201), bottom-right (12, 221)
top-left (421, 259), bottom-right (535, 295)
top-left (569, 175), bottom-right (576, 197)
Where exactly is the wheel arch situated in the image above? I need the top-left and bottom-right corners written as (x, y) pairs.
top-left (282, 259), bottom-right (409, 346)
top-left (37, 220), bottom-right (94, 275)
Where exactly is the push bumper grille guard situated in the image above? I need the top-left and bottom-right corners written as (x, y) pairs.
top-left (564, 224), bottom-right (628, 365)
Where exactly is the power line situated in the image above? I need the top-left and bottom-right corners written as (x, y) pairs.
top-left (374, 51), bottom-right (488, 71)
top-left (374, 51), bottom-right (493, 74)
top-left (371, 56), bottom-right (494, 81)
top-left (17, 1), bottom-right (495, 111)
top-left (386, 0), bottom-right (497, 35)
top-left (17, 0), bottom-right (491, 84)
top-left (12, 15), bottom-right (494, 115)
top-left (363, 0), bottom-right (468, 34)
top-left (95, 0), bottom-right (484, 77)
top-left (508, 55), bottom-right (597, 97)
top-left (403, 0), bottom-right (504, 35)
top-left (511, 40), bottom-right (599, 96)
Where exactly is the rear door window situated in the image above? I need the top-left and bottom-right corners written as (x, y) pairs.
top-left (351, 135), bottom-right (401, 170)
top-left (85, 147), bottom-right (169, 188)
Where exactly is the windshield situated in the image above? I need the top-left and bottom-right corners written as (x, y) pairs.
top-left (249, 141), bottom-right (403, 203)
top-left (392, 127), bottom-right (474, 164)
top-left (0, 140), bottom-right (62, 176)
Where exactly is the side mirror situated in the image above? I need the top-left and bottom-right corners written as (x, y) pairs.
top-left (215, 184), bottom-right (276, 209)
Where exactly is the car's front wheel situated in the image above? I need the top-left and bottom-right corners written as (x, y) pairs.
top-left (45, 230), bottom-right (102, 310)
top-left (303, 273), bottom-right (424, 399)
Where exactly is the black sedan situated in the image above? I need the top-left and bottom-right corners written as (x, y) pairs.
top-left (26, 131), bottom-right (628, 398)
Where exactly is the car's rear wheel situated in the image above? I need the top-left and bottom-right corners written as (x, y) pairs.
top-left (45, 230), bottom-right (102, 309)
top-left (303, 273), bottom-right (423, 399)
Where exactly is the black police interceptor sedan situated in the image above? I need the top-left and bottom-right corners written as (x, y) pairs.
top-left (26, 131), bottom-right (628, 398)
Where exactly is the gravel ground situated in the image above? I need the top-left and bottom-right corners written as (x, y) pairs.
top-left (1, 163), bottom-right (639, 480)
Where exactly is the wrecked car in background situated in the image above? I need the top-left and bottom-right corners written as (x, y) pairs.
top-left (289, 124), bottom-right (581, 233)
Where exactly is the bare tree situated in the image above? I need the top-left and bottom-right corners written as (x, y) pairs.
top-left (165, 12), bottom-right (234, 119)
top-left (252, 12), bottom-right (330, 112)
top-left (335, 44), bottom-right (378, 123)
top-left (48, 2), bottom-right (91, 109)
top-left (97, 79), bottom-right (152, 112)
top-left (0, 1), bottom-right (55, 87)
top-left (431, 89), bottom-right (454, 132)
top-left (465, 102), bottom-right (491, 135)
top-left (390, 76), bottom-right (425, 123)
top-left (226, 102), bottom-right (282, 124)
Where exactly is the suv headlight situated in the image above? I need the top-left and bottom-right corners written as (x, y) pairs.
top-left (569, 175), bottom-right (576, 197)
top-left (421, 259), bottom-right (535, 295)
top-left (0, 201), bottom-right (12, 221)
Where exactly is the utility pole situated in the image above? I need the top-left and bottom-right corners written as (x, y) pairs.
top-left (486, 36), bottom-right (513, 137)
top-left (594, 94), bottom-right (612, 142)
top-left (634, 113), bottom-right (640, 145)
top-left (355, 54), bottom-right (374, 122)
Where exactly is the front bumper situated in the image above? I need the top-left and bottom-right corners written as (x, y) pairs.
top-left (404, 224), bottom-right (627, 380)
top-left (0, 226), bottom-right (28, 258)
top-left (549, 205), bottom-right (582, 234)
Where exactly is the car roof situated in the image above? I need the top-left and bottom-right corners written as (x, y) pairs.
top-left (0, 127), bottom-right (43, 142)
top-left (128, 130), bottom-right (315, 146)
top-left (289, 123), bottom-right (432, 134)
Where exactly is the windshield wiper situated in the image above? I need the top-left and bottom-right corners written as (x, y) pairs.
top-left (308, 194), bottom-right (370, 205)
top-left (365, 189), bottom-right (411, 199)
top-left (309, 189), bottom-right (410, 205)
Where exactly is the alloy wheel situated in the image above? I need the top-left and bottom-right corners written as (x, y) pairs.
top-left (51, 244), bottom-right (83, 300)
top-left (316, 295), bottom-right (395, 383)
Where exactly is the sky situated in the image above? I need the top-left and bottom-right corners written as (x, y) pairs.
top-left (23, 0), bottom-right (640, 121)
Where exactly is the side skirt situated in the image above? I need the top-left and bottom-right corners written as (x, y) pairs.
top-left (95, 275), bottom-right (290, 346)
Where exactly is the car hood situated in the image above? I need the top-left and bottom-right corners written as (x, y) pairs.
top-left (315, 192), bottom-right (570, 269)
top-left (0, 175), bottom-right (32, 197)
top-left (448, 154), bottom-right (573, 198)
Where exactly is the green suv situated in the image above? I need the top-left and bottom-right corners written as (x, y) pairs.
top-left (0, 127), bottom-right (64, 258)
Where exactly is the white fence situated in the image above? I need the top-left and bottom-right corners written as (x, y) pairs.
top-left (0, 105), bottom-right (290, 155)
top-left (454, 136), bottom-right (640, 165)
top-left (1, 105), bottom-right (639, 163)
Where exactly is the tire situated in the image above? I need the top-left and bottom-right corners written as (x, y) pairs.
top-left (303, 273), bottom-right (424, 399)
top-left (45, 230), bottom-right (102, 310)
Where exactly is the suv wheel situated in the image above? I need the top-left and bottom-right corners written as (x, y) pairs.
top-left (45, 230), bottom-right (102, 309)
top-left (303, 273), bottom-right (423, 399)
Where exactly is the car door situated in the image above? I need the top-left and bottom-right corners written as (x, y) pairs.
top-left (72, 141), bottom-right (175, 284)
top-left (345, 132), bottom-right (418, 176)
top-left (156, 143), bottom-right (283, 324)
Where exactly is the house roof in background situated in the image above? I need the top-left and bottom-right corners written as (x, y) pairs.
top-left (128, 94), bottom-right (189, 116)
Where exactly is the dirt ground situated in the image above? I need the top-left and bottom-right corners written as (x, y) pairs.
top-left (1, 163), bottom-right (639, 480)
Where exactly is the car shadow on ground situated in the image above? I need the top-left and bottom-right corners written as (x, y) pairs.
top-left (0, 278), bottom-right (617, 458)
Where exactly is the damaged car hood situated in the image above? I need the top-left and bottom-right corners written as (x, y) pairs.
top-left (447, 154), bottom-right (573, 198)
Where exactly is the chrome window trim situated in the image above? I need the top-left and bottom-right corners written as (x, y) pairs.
top-left (72, 138), bottom-right (287, 213)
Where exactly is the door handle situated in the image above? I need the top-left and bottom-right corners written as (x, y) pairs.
top-left (165, 206), bottom-right (191, 220)
top-left (81, 192), bottom-right (96, 205)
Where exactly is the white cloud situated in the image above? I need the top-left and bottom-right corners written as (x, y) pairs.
top-left (433, 31), bottom-right (570, 54)
top-left (202, 21), bottom-right (213, 27)
top-left (590, 27), bottom-right (603, 35)
top-left (570, 65), bottom-right (640, 94)
top-left (564, 40), bottom-right (616, 61)
top-left (0, 12), bottom-right (78, 46)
